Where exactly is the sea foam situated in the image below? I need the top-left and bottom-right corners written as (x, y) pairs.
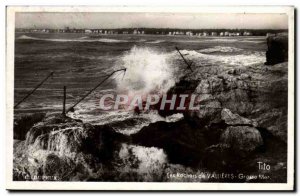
top-left (115, 46), bottom-right (176, 96)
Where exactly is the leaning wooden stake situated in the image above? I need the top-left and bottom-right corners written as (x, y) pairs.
top-left (14, 71), bottom-right (54, 109)
top-left (62, 86), bottom-right (66, 115)
top-left (66, 68), bottom-right (126, 113)
top-left (175, 46), bottom-right (193, 72)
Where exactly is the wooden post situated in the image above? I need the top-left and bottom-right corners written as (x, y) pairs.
top-left (66, 68), bottom-right (126, 113)
top-left (62, 86), bottom-right (66, 115)
top-left (175, 47), bottom-right (193, 72)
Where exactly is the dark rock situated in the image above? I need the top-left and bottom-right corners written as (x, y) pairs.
top-left (254, 109), bottom-right (287, 143)
top-left (221, 108), bottom-right (257, 126)
top-left (108, 117), bottom-right (149, 130)
top-left (201, 144), bottom-right (238, 172)
top-left (265, 34), bottom-right (288, 65)
top-left (237, 127), bottom-right (287, 183)
top-left (227, 68), bottom-right (242, 75)
top-left (192, 62), bottom-right (288, 143)
top-left (25, 113), bottom-right (128, 160)
top-left (94, 124), bottom-right (130, 162)
top-left (202, 127), bottom-right (287, 182)
top-left (220, 126), bottom-right (263, 155)
top-left (14, 113), bottom-right (46, 140)
top-left (43, 153), bottom-right (76, 181)
top-left (13, 167), bottom-right (31, 181)
top-left (14, 113), bottom-right (131, 181)
top-left (191, 99), bottom-right (222, 124)
top-left (202, 125), bottom-right (263, 172)
top-left (155, 78), bottom-right (200, 117)
top-left (131, 119), bottom-right (208, 167)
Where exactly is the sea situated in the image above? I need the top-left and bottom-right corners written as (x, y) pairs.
top-left (14, 33), bottom-right (267, 135)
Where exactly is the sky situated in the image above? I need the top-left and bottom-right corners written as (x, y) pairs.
top-left (15, 12), bottom-right (288, 29)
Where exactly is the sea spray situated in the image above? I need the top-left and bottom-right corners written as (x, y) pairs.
top-left (115, 46), bottom-right (176, 97)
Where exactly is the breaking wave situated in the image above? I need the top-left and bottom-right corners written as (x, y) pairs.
top-left (204, 38), bottom-right (265, 44)
top-left (69, 103), bottom-right (183, 135)
top-left (115, 46), bottom-right (176, 96)
top-left (172, 38), bottom-right (265, 44)
top-left (146, 40), bottom-right (165, 44)
top-left (199, 46), bottom-right (243, 53)
top-left (178, 49), bottom-right (265, 66)
top-left (118, 143), bottom-right (168, 177)
top-left (17, 35), bottom-right (128, 43)
top-left (204, 38), bottom-right (239, 42)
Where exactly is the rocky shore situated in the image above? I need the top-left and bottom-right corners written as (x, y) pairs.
top-left (14, 114), bottom-right (129, 181)
top-left (13, 35), bottom-right (288, 182)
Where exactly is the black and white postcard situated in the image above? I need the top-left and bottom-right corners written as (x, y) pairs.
top-left (6, 6), bottom-right (295, 190)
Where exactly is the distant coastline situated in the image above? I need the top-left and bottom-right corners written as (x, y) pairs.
top-left (15, 27), bottom-right (288, 37)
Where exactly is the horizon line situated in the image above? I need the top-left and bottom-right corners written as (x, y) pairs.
top-left (15, 27), bottom-right (288, 30)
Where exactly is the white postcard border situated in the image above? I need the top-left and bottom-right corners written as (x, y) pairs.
top-left (6, 6), bottom-right (295, 190)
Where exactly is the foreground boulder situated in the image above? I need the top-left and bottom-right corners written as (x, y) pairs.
top-left (131, 119), bottom-right (209, 167)
top-left (131, 112), bottom-right (264, 173)
top-left (26, 113), bottom-right (128, 159)
top-left (201, 125), bottom-right (263, 174)
top-left (14, 113), bottom-right (128, 181)
top-left (220, 126), bottom-right (263, 155)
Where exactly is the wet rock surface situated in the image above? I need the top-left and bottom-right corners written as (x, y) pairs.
top-left (14, 113), bottom-right (129, 181)
top-left (221, 108), bottom-right (258, 126)
top-left (131, 119), bottom-right (208, 167)
top-left (220, 126), bottom-right (263, 155)
top-left (194, 62), bottom-right (288, 142)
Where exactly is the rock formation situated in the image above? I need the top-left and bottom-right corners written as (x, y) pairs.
top-left (14, 113), bottom-right (128, 181)
top-left (14, 113), bottom-right (46, 140)
top-left (191, 62), bottom-right (288, 142)
top-left (130, 36), bottom-right (288, 179)
top-left (265, 33), bottom-right (288, 65)
top-left (131, 119), bottom-right (208, 167)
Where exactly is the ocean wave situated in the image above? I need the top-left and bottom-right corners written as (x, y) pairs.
top-left (205, 38), bottom-right (265, 44)
top-left (95, 38), bottom-right (128, 43)
top-left (78, 36), bottom-right (89, 39)
top-left (179, 49), bottom-right (265, 66)
top-left (199, 46), bottom-right (243, 53)
top-left (115, 46), bottom-right (176, 96)
top-left (172, 38), bottom-right (265, 44)
top-left (146, 40), bottom-right (165, 44)
top-left (17, 35), bottom-right (128, 43)
top-left (204, 38), bottom-right (238, 42)
top-left (240, 40), bottom-right (265, 44)
top-left (119, 143), bottom-right (167, 176)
